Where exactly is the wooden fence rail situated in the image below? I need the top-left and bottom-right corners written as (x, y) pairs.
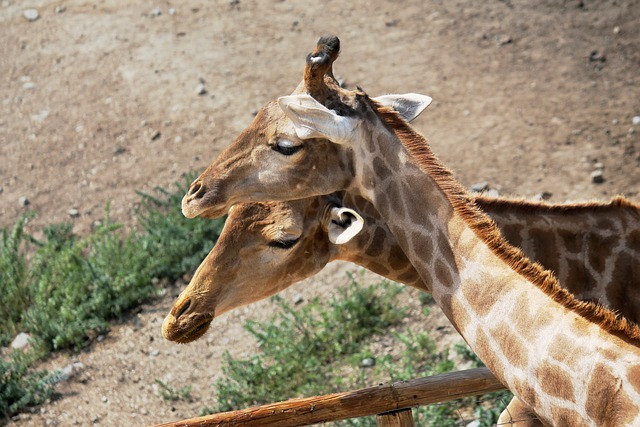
top-left (151, 367), bottom-right (505, 427)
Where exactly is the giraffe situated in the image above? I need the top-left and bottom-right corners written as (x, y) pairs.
top-left (163, 193), bottom-right (640, 425)
top-left (179, 36), bottom-right (640, 425)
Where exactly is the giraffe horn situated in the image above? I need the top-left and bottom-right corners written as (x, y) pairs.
top-left (303, 35), bottom-right (341, 98)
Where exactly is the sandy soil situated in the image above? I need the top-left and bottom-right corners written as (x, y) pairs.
top-left (1, 0), bottom-right (639, 425)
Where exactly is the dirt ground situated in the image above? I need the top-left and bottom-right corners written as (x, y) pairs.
top-left (1, 0), bottom-right (639, 425)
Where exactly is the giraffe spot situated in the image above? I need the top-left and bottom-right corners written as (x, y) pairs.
top-left (511, 377), bottom-right (538, 414)
top-left (628, 365), bottom-right (640, 394)
top-left (585, 363), bottom-right (634, 424)
top-left (607, 252), bottom-right (638, 322)
top-left (512, 303), bottom-right (555, 343)
top-left (373, 157), bottom-right (392, 182)
top-left (564, 259), bottom-right (588, 297)
top-left (446, 295), bottom-right (471, 333)
top-left (527, 227), bottom-right (560, 275)
top-left (547, 333), bottom-right (590, 365)
top-left (460, 274), bottom-right (498, 317)
top-left (536, 363), bottom-right (575, 402)
top-left (368, 261), bottom-right (390, 277)
top-left (499, 224), bottom-right (525, 249)
top-left (550, 406), bottom-right (584, 426)
top-left (628, 229), bottom-right (640, 254)
top-left (587, 234), bottom-right (616, 275)
top-left (409, 230), bottom-right (433, 262)
top-left (557, 228), bottom-right (584, 254)
top-left (365, 226), bottom-right (386, 258)
top-left (434, 258), bottom-right (453, 288)
top-left (596, 217), bottom-right (615, 232)
top-left (491, 324), bottom-right (528, 369)
top-left (388, 244), bottom-right (410, 271)
top-left (397, 268), bottom-right (420, 285)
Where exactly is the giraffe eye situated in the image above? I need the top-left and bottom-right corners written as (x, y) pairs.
top-left (268, 237), bottom-right (300, 250)
top-left (273, 139), bottom-right (302, 156)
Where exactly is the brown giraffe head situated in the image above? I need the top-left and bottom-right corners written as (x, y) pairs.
top-left (181, 35), bottom-right (431, 219)
top-left (162, 193), bottom-right (366, 343)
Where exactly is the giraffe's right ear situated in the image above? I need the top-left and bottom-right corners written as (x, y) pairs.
top-left (373, 94), bottom-right (432, 122)
top-left (326, 207), bottom-right (365, 245)
top-left (278, 94), bottom-right (357, 144)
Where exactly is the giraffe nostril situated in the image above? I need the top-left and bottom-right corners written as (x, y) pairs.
top-left (187, 181), bottom-right (206, 199)
top-left (174, 299), bottom-right (191, 320)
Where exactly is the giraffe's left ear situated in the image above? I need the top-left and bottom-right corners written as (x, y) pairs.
top-left (373, 93), bottom-right (433, 123)
top-left (278, 94), bottom-right (357, 144)
top-left (326, 207), bottom-right (365, 245)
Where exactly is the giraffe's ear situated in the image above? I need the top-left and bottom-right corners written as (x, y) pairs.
top-left (373, 93), bottom-right (432, 122)
top-left (278, 94), bottom-right (356, 144)
top-left (326, 207), bottom-right (364, 245)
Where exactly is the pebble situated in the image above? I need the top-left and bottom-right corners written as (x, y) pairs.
top-left (293, 294), bottom-right (304, 305)
top-left (168, 7), bottom-right (176, 15)
top-left (196, 82), bottom-right (207, 95)
top-left (632, 116), bottom-right (640, 126)
top-left (54, 6), bottom-right (65, 13)
top-left (23, 9), bottom-right (39, 21)
top-left (470, 182), bottom-right (489, 193)
top-left (101, 396), bottom-right (108, 403)
top-left (591, 170), bottom-right (605, 184)
top-left (149, 7), bottom-right (161, 17)
top-left (51, 362), bottom-right (85, 384)
top-left (11, 332), bottom-right (32, 349)
top-left (22, 81), bottom-right (36, 90)
top-left (150, 349), bottom-right (160, 357)
top-left (485, 188), bottom-right (500, 198)
top-left (361, 357), bottom-right (376, 368)
top-left (91, 415), bottom-right (100, 424)
top-left (19, 196), bottom-right (29, 206)
top-left (68, 208), bottom-right (80, 218)
top-left (533, 191), bottom-right (552, 201)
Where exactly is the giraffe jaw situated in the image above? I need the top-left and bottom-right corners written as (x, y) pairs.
top-left (162, 312), bottom-right (215, 344)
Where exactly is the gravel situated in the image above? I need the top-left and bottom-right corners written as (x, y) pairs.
top-left (23, 9), bottom-right (39, 21)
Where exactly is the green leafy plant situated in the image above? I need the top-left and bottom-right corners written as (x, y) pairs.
top-left (155, 379), bottom-right (193, 403)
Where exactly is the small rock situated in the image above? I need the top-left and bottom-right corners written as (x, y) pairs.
top-left (54, 6), bottom-right (65, 13)
top-left (149, 349), bottom-right (160, 357)
top-left (589, 50), bottom-right (606, 62)
top-left (51, 362), bottom-right (85, 384)
top-left (293, 294), bottom-right (304, 305)
top-left (174, 135), bottom-right (183, 143)
top-left (612, 119), bottom-right (619, 125)
top-left (139, 408), bottom-right (148, 416)
top-left (195, 82), bottom-right (207, 96)
top-left (466, 421), bottom-right (480, 427)
top-left (533, 191), bottom-right (553, 201)
top-left (91, 415), bottom-right (100, 424)
top-left (629, 128), bottom-right (637, 136)
top-left (149, 129), bottom-right (161, 141)
top-left (68, 208), bottom-right (80, 218)
top-left (22, 81), bottom-right (36, 90)
top-left (45, 419), bottom-right (58, 426)
top-left (613, 26), bottom-right (620, 35)
top-left (11, 332), bottom-right (32, 349)
top-left (101, 396), bottom-right (108, 403)
top-left (632, 116), bottom-right (640, 126)
top-left (168, 7), bottom-right (176, 15)
top-left (496, 34), bottom-right (512, 46)
top-left (149, 7), bottom-right (161, 17)
top-left (18, 196), bottom-right (30, 206)
top-left (485, 188), bottom-right (500, 198)
top-left (591, 170), bottom-right (605, 184)
top-left (23, 9), bottom-right (39, 21)
top-left (593, 162), bottom-right (604, 170)
top-left (470, 182), bottom-right (489, 193)
top-left (113, 146), bottom-right (126, 155)
top-left (361, 357), bottom-right (376, 368)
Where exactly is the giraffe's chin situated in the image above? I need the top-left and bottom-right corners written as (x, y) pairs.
top-left (163, 314), bottom-right (214, 344)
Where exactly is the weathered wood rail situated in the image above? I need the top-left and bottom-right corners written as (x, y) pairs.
top-left (151, 367), bottom-right (505, 427)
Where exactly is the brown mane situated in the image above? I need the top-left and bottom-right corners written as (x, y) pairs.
top-left (368, 97), bottom-right (640, 345)
top-left (474, 194), bottom-right (640, 216)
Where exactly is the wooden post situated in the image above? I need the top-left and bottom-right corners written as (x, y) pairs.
top-left (150, 367), bottom-right (504, 427)
top-left (377, 409), bottom-right (415, 427)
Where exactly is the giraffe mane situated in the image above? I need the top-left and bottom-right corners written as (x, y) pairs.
top-left (474, 194), bottom-right (640, 215)
top-left (369, 98), bottom-right (640, 345)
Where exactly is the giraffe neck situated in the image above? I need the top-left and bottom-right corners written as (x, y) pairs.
top-left (348, 104), bottom-right (640, 426)
top-left (338, 193), bottom-right (640, 324)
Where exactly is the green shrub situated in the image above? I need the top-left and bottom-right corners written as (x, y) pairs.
top-left (0, 214), bottom-right (33, 347)
top-left (0, 351), bottom-right (54, 419)
top-left (136, 174), bottom-right (225, 280)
